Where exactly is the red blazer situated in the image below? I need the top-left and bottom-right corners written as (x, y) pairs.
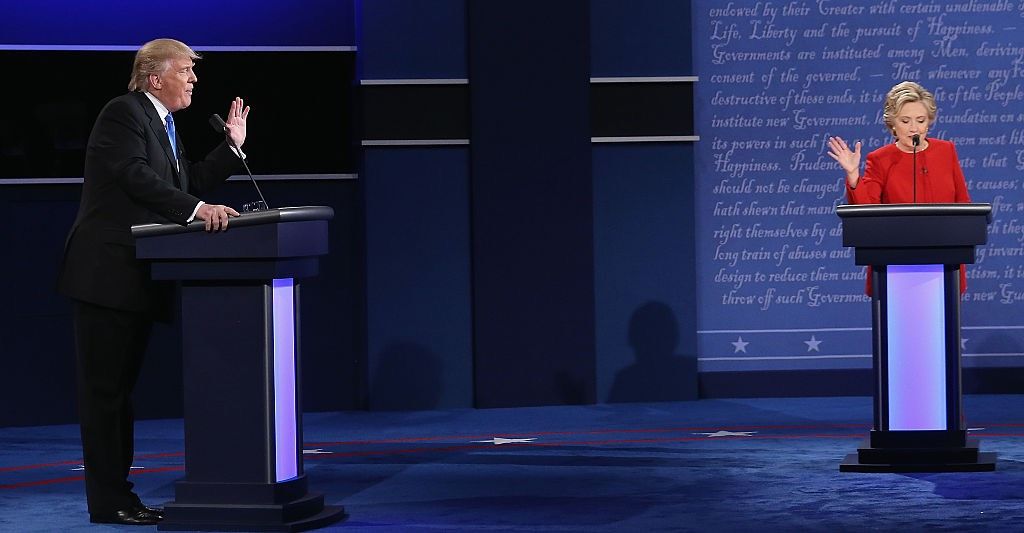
top-left (847, 138), bottom-right (970, 204)
top-left (845, 138), bottom-right (972, 293)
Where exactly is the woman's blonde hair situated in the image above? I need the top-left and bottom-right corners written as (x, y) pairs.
top-left (882, 81), bottom-right (937, 136)
top-left (128, 38), bottom-right (200, 92)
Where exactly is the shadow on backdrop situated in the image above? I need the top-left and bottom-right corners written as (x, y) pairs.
top-left (369, 342), bottom-right (443, 411)
top-left (608, 301), bottom-right (697, 403)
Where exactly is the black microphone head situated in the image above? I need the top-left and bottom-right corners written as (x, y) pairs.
top-left (209, 114), bottom-right (227, 133)
top-left (912, 134), bottom-right (920, 146)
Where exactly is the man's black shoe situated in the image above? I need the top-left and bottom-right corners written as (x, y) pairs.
top-left (135, 503), bottom-right (165, 519)
top-left (90, 507), bottom-right (162, 525)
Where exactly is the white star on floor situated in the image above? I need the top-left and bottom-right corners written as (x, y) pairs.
top-left (693, 430), bottom-right (757, 438)
top-left (731, 337), bottom-right (749, 353)
top-left (303, 448), bottom-right (331, 455)
top-left (471, 437), bottom-right (537, 445)
top-left (804, 335), bottom-right (822, 352)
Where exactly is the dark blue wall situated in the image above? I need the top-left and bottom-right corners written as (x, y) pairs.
top-left (0, 1), bottom-right (361, 428)
top-left (590, 0), bottom-right (692, 76)
top-left (359, 0), bottom-right (697, 408)
top-left (468, 0), bottom-right (596, 407)
top-left (336, 0), bottom-right (700, 410)
top-left (593, 145), bottom-right (698, 403)
top-left (0, 179), bottom-right (362, 427)
top-left (357, 0), bottom-right (474, 410)
top-left (590, 1), bottom-right (697, 402)
top-left (1, 185), bottom-right (82, 426)
top-left (363, 148), bottom-right (473, 410)
top-left (0, 0), bottom-right (355, 46)
top-left (358, 0), bottom-right (466, 79)
top-left (2, 0), bottom-right (704, 427)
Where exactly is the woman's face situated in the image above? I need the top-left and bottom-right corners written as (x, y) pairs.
top-left (892, 101), bottom-right (930, 151)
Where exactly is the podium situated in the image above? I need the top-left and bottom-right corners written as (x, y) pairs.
top-left (131, 206), bottom-right (346, 531)
top-left (836, 203), bottom-right (996, 472)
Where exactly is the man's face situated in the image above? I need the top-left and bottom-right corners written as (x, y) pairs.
top-left (151, 57), bottom-right (197, 112)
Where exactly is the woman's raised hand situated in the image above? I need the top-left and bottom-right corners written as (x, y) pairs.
top-left (826, 136), bottom-right (862, 188)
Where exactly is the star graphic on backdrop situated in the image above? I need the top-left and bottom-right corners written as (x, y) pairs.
top-left (471, 437), bottom-right (537, 445)
top-left (731, 337), bottom-right (749, 353)
top-left (961, 337), bottom-right (969, 350)
top-left (303, 449), bottom-right (331, 455)
top-left (693, 431), bottom-right (757, 438)
top-left (72, 465), bottom-right (144, 471)
top-left (804, 335), bottom-right (822, 352)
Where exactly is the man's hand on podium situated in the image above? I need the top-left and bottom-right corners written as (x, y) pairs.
top-left (195, 203), bottom-right (240, 232)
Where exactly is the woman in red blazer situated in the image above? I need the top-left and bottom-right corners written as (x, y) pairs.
top-left (827, 81), bottom-right (971, 292)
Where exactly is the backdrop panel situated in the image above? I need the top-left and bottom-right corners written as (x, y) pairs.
top-left (694, 1), bottom-right (1024, 374)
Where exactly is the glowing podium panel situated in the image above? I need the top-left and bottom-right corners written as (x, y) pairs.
top-left (132, 206), bottom-right (345, 531)
top-left (837, 203), bottom-right (995, 472)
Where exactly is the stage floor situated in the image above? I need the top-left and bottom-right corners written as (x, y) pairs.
top-left (3, 395), bottom-right (1024, 531)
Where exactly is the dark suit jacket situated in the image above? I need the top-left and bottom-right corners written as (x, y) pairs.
top-left (58, 91), bottom-right (241, 314)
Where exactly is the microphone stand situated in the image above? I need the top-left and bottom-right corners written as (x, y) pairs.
top-left (912, 134), bottom-right (919, 203)
top-left (235, 149), bottom-right (269, 211)
top-left (209, 114), bottom-right (270, 211)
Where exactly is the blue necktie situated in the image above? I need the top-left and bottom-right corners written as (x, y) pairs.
top-left (165, 113), bottom-right (179, 161)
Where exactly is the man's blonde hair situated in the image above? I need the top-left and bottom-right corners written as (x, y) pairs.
top-left (882, 81), bottom-right (937, 136)
top-left (128, 38), bottom-right (200, 92)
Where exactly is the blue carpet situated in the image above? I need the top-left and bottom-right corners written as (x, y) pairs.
top-left (3, 396), bottom-right (1024, 531)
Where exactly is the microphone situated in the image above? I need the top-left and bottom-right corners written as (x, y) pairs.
top-left (913, 134), bottom-right (921, 202)
top-left (210, 114), bottom-right (270, 211)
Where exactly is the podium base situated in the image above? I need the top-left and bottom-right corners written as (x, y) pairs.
top-left (158, 493), bottom-right (346, 532)
top-left (840, 435), bottom-right (996, 473)
top-left (840, 452), bottom-right (996, 472)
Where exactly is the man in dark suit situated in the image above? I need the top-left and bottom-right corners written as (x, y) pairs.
top-left (57, 38), bottom-right (250, 526)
